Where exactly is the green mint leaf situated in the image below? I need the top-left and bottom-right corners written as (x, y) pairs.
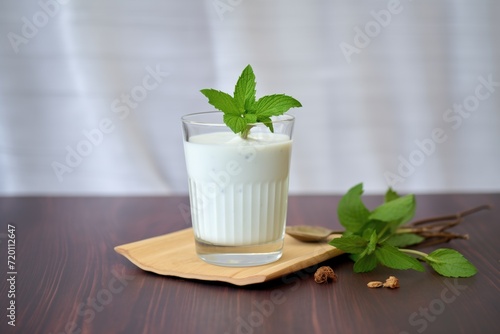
top-left (234, 65), bottom-right (256, 111)
top-left (385, 233), bottom-right (425, 247)
top-left (369, 194), bottom-right (415, 225)
top-left (337, 183), bottom-right (370, 233)
top-left (424, 248), bottom-right (477, 277)
top-left (255, 94), bottom-right (302, 118)
top-left (332, 183), bottom-right (481, 277)
top-left (223, 114), bottom-right (247, 134)
top-left (244, 113), bottom-right (257, 124)
top-left (366, 230), bottom-right (378, 255)
top-left (384, 188), bottom-right (400, 203)
top-left (353, 253), bottom-right (377, 273)
top-left (200, 89), bottom-right (242, 115)
top-left (358, 220), bottom-right (388, 238)
top-left (375, 244), bottom-right (425, 271)
top-left (329, 235), bottom-right (367, 254)
top-left (257, 116), bottom-right (274, 133)
top-left (201, 65), bottom-right (301, 138)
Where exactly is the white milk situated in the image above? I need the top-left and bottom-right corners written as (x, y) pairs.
top-left (184, 131), bottom-right (292, 246)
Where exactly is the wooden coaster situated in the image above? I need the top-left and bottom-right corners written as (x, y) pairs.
top-left (115, 228), bottom-right (343, 286)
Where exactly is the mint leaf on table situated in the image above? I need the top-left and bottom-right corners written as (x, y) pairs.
top-left (374, 244), bottom-right (425, 272)
top-left (329, 234), bottom-right (367, 254)
top-left (384, 233), bottom-right (425, 248)
top-left (353, 253), bottom-right (377, 273)
top-left (384, 187), bottom-right (400, 203)
top-left (327, 183), bottom-right (486, 278)
top-left (369, 194), bottom-right (415, 225)
top-left (423, 248), bottom-right (478, 278)
top-left (200, 64), bottom-right (302, 139)
top-left (365, 229), bottom-right (378, 255)
top-left (337, 183), bottom-right (370, 233)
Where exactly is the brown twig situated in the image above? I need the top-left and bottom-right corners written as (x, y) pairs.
top-left (417, 231), bottom-right (469, 240)
top-left (402, 204), bottom-right (491, 248)
top-left (410, 204), bottom-right (491, 226)
top-left (413, 237), bottom-right (454, 248)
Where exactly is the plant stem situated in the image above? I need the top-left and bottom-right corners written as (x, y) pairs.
top-left (240, 125), bottom-right (254, 139)
top-left (395, 228), bottom-right (414, 234)
top-left (410, 204), bottom-right (491, 226)
top-left (337, 203), bottom-right (489, 249)
top-left (400, 248), bottom-right (428, 258)
top-left (377, 224), bottom-right (391, 240)
top-left (390, 204), bottom-right (490, 247)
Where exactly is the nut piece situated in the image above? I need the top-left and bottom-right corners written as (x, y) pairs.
top-left (383, 276), bottom-right (400, 289)
top-left (367, 281), bottom-right (383, 288)
top-left (314, 266), bottom-right (337, 284)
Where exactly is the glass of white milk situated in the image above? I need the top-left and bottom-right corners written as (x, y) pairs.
top-left (182, 111), bottom-right (295, 266)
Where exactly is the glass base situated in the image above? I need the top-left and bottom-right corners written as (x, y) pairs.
top-left (195, 238), bottom-right (284, 267)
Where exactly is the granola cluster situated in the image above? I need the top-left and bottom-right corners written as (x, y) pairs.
top-left (314, 266), bottom-right (337, 284)
top-left (367, 276), bottom-right (400, 289)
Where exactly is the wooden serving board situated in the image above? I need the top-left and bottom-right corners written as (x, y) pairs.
top-left (114, 228), bottom-right (343, 286)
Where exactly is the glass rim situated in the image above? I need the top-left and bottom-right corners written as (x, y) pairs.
top-left (181, 111), bottom-right (294, 127)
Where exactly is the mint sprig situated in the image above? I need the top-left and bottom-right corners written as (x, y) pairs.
top-left (401, 248), bottom-right (477, 278)
top-left (201, 65), bottom-right (302, 139)
top-left (329, 183), bottom-right (488, 278)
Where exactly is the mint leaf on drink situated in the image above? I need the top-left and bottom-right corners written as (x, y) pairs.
top-left (328, 183), bottom-right (489, 278)
top-left (254, 94), bottom-right (302, 118)
top-left (223, 114), bottom-right (248, 134)
top-left (200, 65), bottom-right (302, 139)
top-left (199, 89), bottom-right (241, 115)
top-left (234, 64), bottom-right (256, 111)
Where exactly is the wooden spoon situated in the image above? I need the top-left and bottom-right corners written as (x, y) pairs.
top-left (285, 225), bottom-right (342, 242)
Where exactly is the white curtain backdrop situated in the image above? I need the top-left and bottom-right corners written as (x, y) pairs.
top-left (1, 0), bottom-right (499, 195)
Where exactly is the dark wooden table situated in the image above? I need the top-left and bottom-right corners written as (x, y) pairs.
top-left (1, 194), bottom-right (499, 334)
